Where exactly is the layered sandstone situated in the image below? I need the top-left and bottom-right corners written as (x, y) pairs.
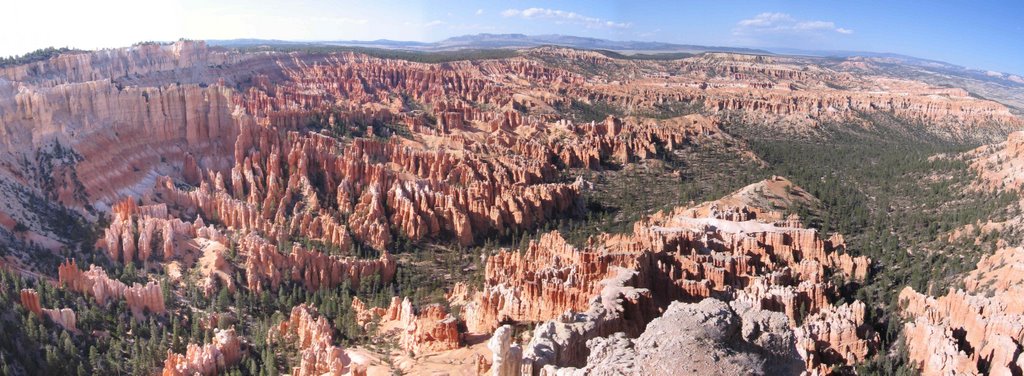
top-left (19, 288), bottom-right (42, 315)
top-left (268, 304), bottom-right (351, 376)
top-left (19, 289), bottom-right (78, 332)
top-left (796, 301), bottom-right (877, 374)
top-left (0, 40), bottom-right (235, 85)
top-left (162, 328), bottom-right (243, 376)
top-left (0, 80), bottom-right (239, 206)
top-left (464, 231), bottom-right (628, 333)
top-left (57, 259), bottom-right (165, 319)
top-left (2, 39), bottom-right (1015, 376)
top-left (900, 246), bottom-right (1024, 375)
top-left (968, 131), bottom-right (1024, 191)
top-left (103, 199), bottom-right (200, 264)
top-left (237, 232), bottom-right (396, 293)
top-left (520, 268), bottom-right (656, 372)
top-left (351, 296), bottom-right (461, 355)
top-left (461, 178), bottom-right (874, 373)
top-left (59, 259), bottom-right (126, 304)
top-left (196, 238), bottom-right (235, 296)
top-left (0, 39), bottom-right (1015, 257)
top-left (124, 281), bottom-right (167, 319)
top-left (540, 47), bottom-right (1022, 141)
top-left (42, 308), bottom-right (78, 332)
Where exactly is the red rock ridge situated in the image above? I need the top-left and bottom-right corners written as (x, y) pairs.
top-left (162, 328), bottom-right (242, 376)
top-left (103, 199), bottom-right (204, 264)
top-left (0, 40), bottom-right (235, 85)
top-left (236, 232), bottom-right (396, 293)
top-left (57, 259), bottom-right (165, 319)
top-left (900, 246), bottom-right (1024, 375)
top-left (268, 304), bottom-right (351, 376)
top-left (19, 289), bottom-right (78, 332)
top-left (460, 178), bottom-right (875, 372)
top-left (351, 296), bottom-right (461, 355)
top-left (463, 231), bottom-right (629, 333)
top-left (796, 301), bottom-right (878, 373)
top-left (968, 131), bottom-right (1024, 191)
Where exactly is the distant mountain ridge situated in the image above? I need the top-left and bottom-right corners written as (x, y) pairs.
top-left (207, 33), bottom-right (1021, 78)
top-left (208, 33), bottom-right (771, 54)
top-left (205, 33), bottom-right (1024, 111)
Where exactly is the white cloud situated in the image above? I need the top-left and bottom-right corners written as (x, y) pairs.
top-left (424, 20), bottom-right (445, 28)
top-left (738, 12), bottom-right (792, 27)
top-left (794, 21), bottom-right (836, 31)
top-left (735, 12), bottom-right (853, 36)
top-left (501, 7), bottom-right (631, 29)
top-left (475, 9), bottom-right (484, 16)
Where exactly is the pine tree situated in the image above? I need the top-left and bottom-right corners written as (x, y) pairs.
top-left (88, 345), bottom-right (101, 372)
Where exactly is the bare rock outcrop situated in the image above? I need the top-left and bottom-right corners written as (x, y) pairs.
top-left (461, 178), bottom-right (874, 373)
top-left (162, 328), bottom-right (242, 376)
top-left (57, 259), bottom-right (164, 320)
top-left (968, 131), bottom-right (1024, 191)
top-left (237, 233), bottom-right (396, 293)
top-left (19, 288), bottom-right (42, 315)
top-left (269, 304), bottom-right (351, 376)
top-left (900, 247), bottom-right (1024, 375)
top-left (488, 325), bottom-right (523, 376)
top-left (42, 308), bottom-right (79, 332)
top-left (58, 259), bottom-right (127, 305)
top-left (103, 199), bottom-right (198, 264)
top-left (4, 39), bottom-right (1004, 376)
top-left (520, 268), bottom-right (656, 372)
top-left (464, 231), bottom-right (627, 333)
top-left (124, 281), bottom-right (167, 319)
top-left (19, 289), bottom-right (79, 331)
top-left (0, 39), bottom-right (1014, 261)
top-left (795, 301), bottom-right (878, 373)
top-left (543, 298), bottom-right (800, 376)
top-left (351, 296), bottom-right (461, 355)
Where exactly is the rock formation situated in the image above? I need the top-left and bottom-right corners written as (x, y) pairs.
top-left (519, 268), bottom-right (656, 372)
top-left (796, 301), bottom-right (877, 374)
top-left (900, 246), bottom-right (1024, 375)
top-left (237, 232), bottom-right (397, 293)
top-left (0, 38), bottom-right (1016, 376)
top-left (123, 281), bottom-right (167, 319)
top-left (103, 199), bottom-right (200, 264)
top-left (350, 296), bottom-right (461, 355)
top-left (58, 259), bottom-right (127, 305)
top-left (18, 288), bottom-right (42, 315)
top-left (464, 231), bottom-right (628, 333)
top-left (268, 304), bottom-right (351, 376)
top-left (542, 298), bottom-right (801, 376)
top-left (196, 238), bottom-right (235, 296)
top-left (461, 178), bottom-right (875, 373)
top-left (6, 38), bottom-right (1001, 254)
top-left (968, 131), bottom-right (1024, 191)
top-left (488, 325), bottom-right (523, 376)
top-left (556, 48), bottom-right (1022, 142)
top-left (57, 259), bottom-right (164, 320)
top-left (42, 308), bottom-right (78, 332)
top-left (162, 328), bottom-right (242, 376)
top-left (19, 288), bottom-right (78, 332)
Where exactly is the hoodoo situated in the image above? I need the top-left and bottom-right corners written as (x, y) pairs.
top-left (0, 7), bottom-right (1021, 375)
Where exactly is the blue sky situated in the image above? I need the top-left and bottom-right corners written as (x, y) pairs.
top-left (2, 1), bottom-right (1022, 75)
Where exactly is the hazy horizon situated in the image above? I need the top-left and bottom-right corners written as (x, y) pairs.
top-left (3, 0), bottom-right (1022, 75)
